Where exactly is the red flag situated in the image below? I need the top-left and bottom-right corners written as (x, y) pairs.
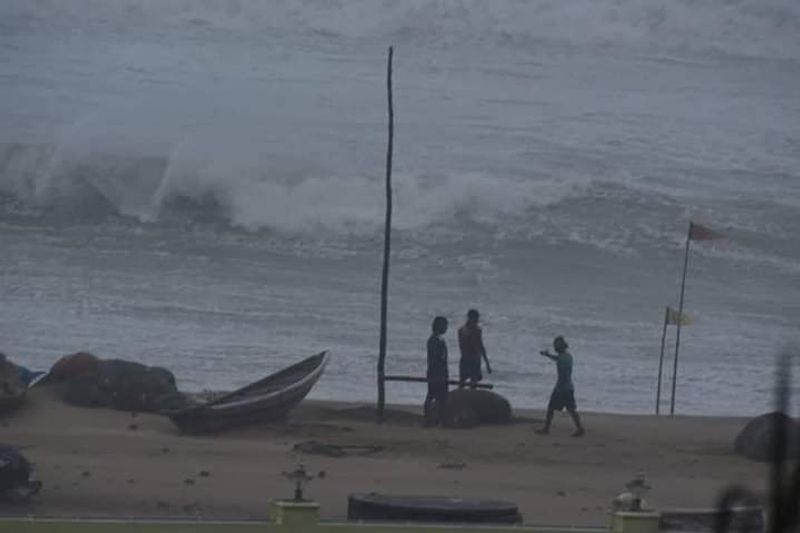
top-left (688, 221), bottom-right (724, 241)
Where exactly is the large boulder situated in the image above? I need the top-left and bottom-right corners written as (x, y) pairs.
top-left (97, 359), bottom-right (181, 411)
top-left (50, 355), bottom-right (187, 413)
top-left (0, 355), bottom-right (25, 399)
top-left (444, 389), bottom-right (512, 428)
top-left (46, 352), bottom-right (101, 384)
top-left (734, 412), bottom-right (800, 462)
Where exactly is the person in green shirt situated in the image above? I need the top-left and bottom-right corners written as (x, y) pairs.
top-left (537, 336), bottom-right (585, 437)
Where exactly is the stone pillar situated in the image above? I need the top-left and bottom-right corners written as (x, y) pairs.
top-left (270, 499), bottom-right (321, 530)
top-left (610, 510), bottom-right (661, 533)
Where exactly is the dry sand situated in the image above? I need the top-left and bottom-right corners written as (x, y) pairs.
top-left (0, 387), bottom-right (767, 526)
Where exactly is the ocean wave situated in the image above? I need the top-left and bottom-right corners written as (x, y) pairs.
top-left (2, 0), bottom-right (799, 60)
top-left (1, 138), bottom-right (797, 278)
top-left (0, 141), bottom-right (581, 234)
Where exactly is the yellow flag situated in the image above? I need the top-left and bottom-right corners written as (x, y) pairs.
top-left (666, 307), bottom-right (691, 326)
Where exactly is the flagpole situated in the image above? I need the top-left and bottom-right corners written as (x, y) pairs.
top-left (670, 222), bottom-right (692, 416)
top-left (656, 306), bottom-right (669, 415)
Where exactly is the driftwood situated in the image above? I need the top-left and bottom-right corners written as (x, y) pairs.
top-left (383, 375), bottom-right (493, 390)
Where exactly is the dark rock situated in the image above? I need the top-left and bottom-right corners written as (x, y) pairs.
top-left (63, 374), bottom-right (108, 407)
top-left (0, 444), bottom-right (33, 494)
top-left (198, 471), bottom-right (210, 477)
top-left (0, 355), bottom-right (26, 402)
top-left (56, 357), bottom-right (189, 413)
top-left (734, 411), bottom-right (800, 462)
top-left (128, 424), bottom-right (138, 431)
top-left (0, 445), bottom-right (41, 502)
top-left (444, 389), bottom-right (512, 428)
top-left (153, 390), bottom-right (191, 411)
top-left (99, 359), bottom-right (180, 412)
top-left (0, 354), bottom-right (41, 388)
top-left (47, 352), bottom-right (101, 383)
top-left (184, 478), bottom-right (195, 485)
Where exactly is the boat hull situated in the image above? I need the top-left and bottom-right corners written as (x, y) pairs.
top-left (167, 351), bottom-right (329, 434)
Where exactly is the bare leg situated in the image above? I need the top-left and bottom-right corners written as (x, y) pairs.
top-left (423, 392), bottom-right (433, 424)
top-left (569, 409), bottom-right (585, 437)
top-left (537, 408), bottom-right (554, 435)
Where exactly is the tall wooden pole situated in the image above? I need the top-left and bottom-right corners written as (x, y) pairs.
top-left (655, 306), bottom-right (669, 415)
top-left (670, 222), bottom-right (692, 416)
top-left (377, 46), bottom-right (394, 423)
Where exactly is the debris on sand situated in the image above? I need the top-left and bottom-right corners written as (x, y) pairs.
top-left (438, 461), bottom-right (467, 470)
top-left (293, 440), bottom-right (383, 458)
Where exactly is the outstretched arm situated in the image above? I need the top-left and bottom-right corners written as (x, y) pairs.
top-left (540, 350), bottom-right (558, 362)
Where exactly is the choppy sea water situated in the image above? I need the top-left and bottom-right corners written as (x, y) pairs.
top-left (1, 0), bottom-right (799, 415)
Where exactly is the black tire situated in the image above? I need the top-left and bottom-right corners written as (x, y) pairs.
top-left (348, 493), bottom-right (521, 524)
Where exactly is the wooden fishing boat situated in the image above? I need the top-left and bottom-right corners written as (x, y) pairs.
top-left (165, 351), bottom-right (329, 433)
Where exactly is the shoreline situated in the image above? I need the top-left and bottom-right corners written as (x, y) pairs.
top-left (1, 387), bottom-right (767, 527)
top-left (196, 391), bottom-right (759, 422)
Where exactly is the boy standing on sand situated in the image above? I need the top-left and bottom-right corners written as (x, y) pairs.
top-left (458, 309), bottom-right (492, 389)
top-left (424, 316), bottom-right (449, 427)
top-left (537, 336), bottom-right (585, 437)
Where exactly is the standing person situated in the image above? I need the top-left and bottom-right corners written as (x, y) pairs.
top-left (537, 336), bottom-right (585, 437)
top-left (458, 309), bottom-right (492, 389)
top-left (424, 316), bottom-right (449, 427)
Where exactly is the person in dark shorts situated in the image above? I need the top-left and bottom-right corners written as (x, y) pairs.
top-left (537, 336), bottom-right (585, 437)
top-left (458, 309), bottom-right (492, 389)
top-left (424, 316), bottom-right (449, 427)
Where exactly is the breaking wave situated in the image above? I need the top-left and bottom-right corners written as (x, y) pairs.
top-left (0, 140), bottom-right (583, 235)
top-left (2, 138), bottom-right (798, 279)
